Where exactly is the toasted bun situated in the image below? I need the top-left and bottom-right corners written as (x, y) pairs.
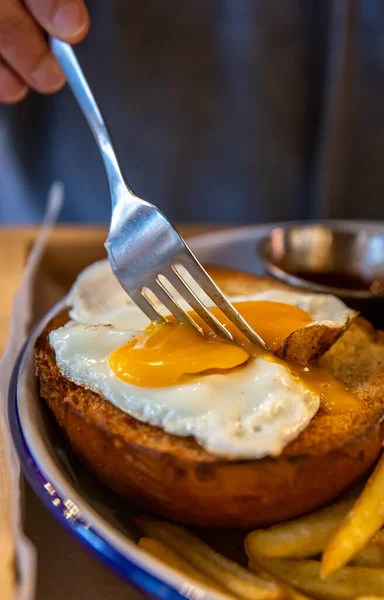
top-left (34, 267), bottom-right (384, 528)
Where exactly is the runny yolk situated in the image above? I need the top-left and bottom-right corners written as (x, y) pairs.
top-left (109, 300), bottom-right (310, 387)
top-left (221, 300), bottom-right (313, 351)
top-left (278, 360), bottom-right (362, 415)
top-left (109, 321), bottom-right (249, 387)
top-left (108, 300), bottom-right (362, 413)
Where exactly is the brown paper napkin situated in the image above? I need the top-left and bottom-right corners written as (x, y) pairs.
top-left (0, 184), bottom-right (64, 600)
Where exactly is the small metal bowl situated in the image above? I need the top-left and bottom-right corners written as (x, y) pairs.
top-left (258, 222), bottom-right (384, 327)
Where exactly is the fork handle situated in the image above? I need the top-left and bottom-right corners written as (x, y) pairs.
top-left (50, 38), bottom-right (133, 201)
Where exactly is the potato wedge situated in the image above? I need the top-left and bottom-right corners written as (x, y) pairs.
top-left (322, 453), bottom-right (384, 577)
top-left (246, 499), bottom-right (354, 559)
top-left (136, 516), bottom-right (282, 600)
top-left (248, 556), bottom-right (384, 600)
top-left (139, 537), bottom-right (233, 596)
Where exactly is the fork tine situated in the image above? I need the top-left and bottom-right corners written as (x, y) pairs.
top-left (164, 270), bottom-right (235, 342)
top-left (175, 254), bottom-right (266, 348)
top-left (150, 279), bottom-right (190, 325)
top-left (153, 277), bottom-right (205, 336)
top-left (128, 289), bottom-right (165, 323)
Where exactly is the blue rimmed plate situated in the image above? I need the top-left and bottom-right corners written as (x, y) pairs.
top-left (9, 221), bottom-right (382, 598)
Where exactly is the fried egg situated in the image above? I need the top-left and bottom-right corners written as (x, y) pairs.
top-left (67, 260), bottom-right (355, 335)
top-left (48, 260), bottom-right (359, 459)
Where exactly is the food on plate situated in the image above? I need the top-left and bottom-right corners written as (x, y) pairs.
top-left (65, 260), bottom-right (357, 365)
top-left (35, 258), bottom-right (384, 597)
top-left (138, 537), bottom-right (232, 596)
top-left (137, 510), bottom-right (384, 600)
top-left (246, 496), bottom-right (384, 569)
top-left (136, 516), bottom-right (313, 599)
top-left (136, 516), bottom-right (282, 600)
top-left (34, 261), bottom-right (384, 527)
top-left (322, 453), bottom-right (384, 578)
top-left (245, 469), bottom-right (384, 597)
top-left (351, 538), bottom-right (384, 569)
top-left (248, 555), bottom-right (384, 600)
top-left (246, 498), bottom-right (356, 559)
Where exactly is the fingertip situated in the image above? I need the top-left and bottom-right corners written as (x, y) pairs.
top-left (67, 10), bottom-right (90, 44)
top-left (0, 85), bottom-right (29, 104)
top-left (52, 1), bottom-right (90, 44)
top-left (0, 62), bottom-right (29, 104)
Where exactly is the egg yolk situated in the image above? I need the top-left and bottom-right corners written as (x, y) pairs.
top-left (108, 299), bottom-right (362, 413)
top-left (108, 300), bottom-right (311, 387)
top-left (226, 300), bottom-right (313, 351)
top-left (277, 360), bottom-right (362, 415)
top-left (109, 321), bottom-right (249, 387)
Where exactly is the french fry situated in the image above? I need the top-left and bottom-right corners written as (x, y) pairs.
top-left (289, 592), bottom-right (314, 600)
top-left (355, 597), bottom-right (384, 600)
top-left (248, 562), bottom-right (314, 600)
top-left (351, 537), bottom-right (384, 568)
top-left (322, 453), bottom-right (384, 578)
top-left (246, 496), bottom-right (384, 567)
top-left (136, 516), bottom-right (283, 600)
top-left (246, 499), bottom-right (354, 559)
top-left (248, 555), bottom-right (384, 600)
top-left (139, 537), bottom-right (234, 596)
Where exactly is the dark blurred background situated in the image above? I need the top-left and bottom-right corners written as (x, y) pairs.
top-left (0, 0), bottom-right (384, 224)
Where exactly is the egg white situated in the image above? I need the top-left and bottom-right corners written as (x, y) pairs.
top-left (49, 322), bottom-right (319, 459)
top-left (67, 259), bottom-right (355, 331)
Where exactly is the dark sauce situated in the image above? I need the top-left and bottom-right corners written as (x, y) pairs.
top-left (292, 270), bottom-right (384, 294)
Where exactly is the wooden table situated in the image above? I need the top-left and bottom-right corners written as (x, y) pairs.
top-left (0, 224), bottom-right (220, 600)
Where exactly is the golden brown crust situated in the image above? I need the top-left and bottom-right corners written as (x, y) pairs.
top-left (34, 267), bottom-right (384, 528)
top-left (278, 319), bottom-right (353, 365)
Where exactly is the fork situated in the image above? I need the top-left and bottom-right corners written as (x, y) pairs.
top-left (51, 39), bottom-right (265, 347)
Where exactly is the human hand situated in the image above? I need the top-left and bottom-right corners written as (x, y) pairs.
top-left (0, 0), bottom-right (89, 103)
